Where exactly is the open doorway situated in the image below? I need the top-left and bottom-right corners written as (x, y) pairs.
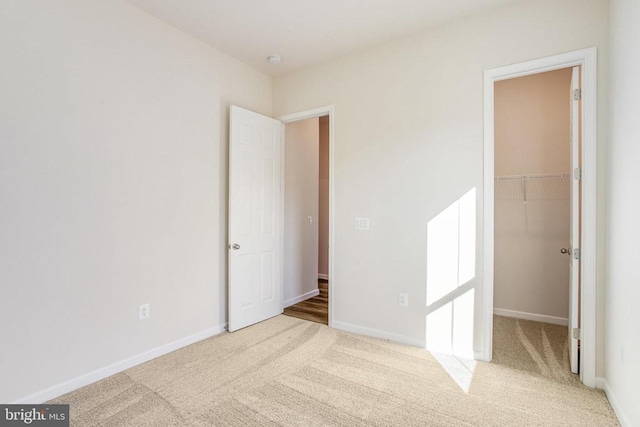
top-left (492, 68), bottom-right (579, 380)
top-left (282, 115), bottom-right (330, 325)
top-left (482, 47), bottom-right (597, 387)
top-left (227, 105), bottom-right (334, 332)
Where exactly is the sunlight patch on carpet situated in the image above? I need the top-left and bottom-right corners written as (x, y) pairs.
top-left (431, 352), bottom-right (477, 393)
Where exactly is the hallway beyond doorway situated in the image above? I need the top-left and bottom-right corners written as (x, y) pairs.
top-left (283, 279), bottom-right (328, 325)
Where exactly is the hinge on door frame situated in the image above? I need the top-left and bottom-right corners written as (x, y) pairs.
top-left (574, 248), bottom-right (581, 260)
top-left (572, 328), bottom-right (581, 340)
top-left (573, 167), bottom-right (582, 180)
top-left (573, 88), bottom-right (582, 101)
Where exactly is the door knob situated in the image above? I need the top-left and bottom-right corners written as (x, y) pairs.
top-left (560, 248), bottom-right (570, 254)
top-left (231, 243), bottom-right (240, 250)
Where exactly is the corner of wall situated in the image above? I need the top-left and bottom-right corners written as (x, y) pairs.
top-left (599, 378), bottom-right (632, 427)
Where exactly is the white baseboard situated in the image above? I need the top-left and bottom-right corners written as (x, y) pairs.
top-left (599, 377), bottom-right (632, 427)
top-left (11, 323), bottom-right (227, 404)
top-left (284, 289), bottom-right (319, 308)
top-left (474, 350), bottom-right (490, 362)
top-left (494, 308), bottom-right (568, 326)
top-left (318, 274), bottom-right (329, 280)
top-left (332, 320), bottom-right (425, 348)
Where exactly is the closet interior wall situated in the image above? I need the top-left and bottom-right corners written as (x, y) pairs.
top-left (494, 68), bottom-right (573, 322)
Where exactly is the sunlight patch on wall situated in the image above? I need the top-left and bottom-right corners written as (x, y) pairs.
top-left (427, 288), bottom-right (477, 393)
top-left (426, 302), bottom-right (452, 354)
top-left (426, 188), bottom-right (476, 306)
top-left (426, 288), bottom-right (475, 358)
top-left (452, 288), bottom-right (475, 358)
top-left (425, 188), bottom-right (476, 360)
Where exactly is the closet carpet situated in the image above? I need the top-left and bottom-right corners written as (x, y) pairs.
top-left (49, 315), bottom-right (618, 426)
top-left (493, 315), bottom-right (579, 383)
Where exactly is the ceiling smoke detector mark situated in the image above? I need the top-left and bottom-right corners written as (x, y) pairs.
top-left (267, 54), bottom-right (282, 65)
top-left (355, 217), bottom-right (370, 230)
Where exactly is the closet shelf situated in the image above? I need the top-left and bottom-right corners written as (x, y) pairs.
top-left (494, 172), bottom-right (570, 181)
top-left (494, 172), bottom-right (571, 203)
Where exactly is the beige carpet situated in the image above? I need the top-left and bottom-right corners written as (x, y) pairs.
top-left (493, 315), bottom-right (579, 384)
top-left (50, 315), bottom-right (618, 426)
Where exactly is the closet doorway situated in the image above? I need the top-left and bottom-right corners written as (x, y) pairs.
top-left (477, 48), bottom-right (597, 387)
top-left (492, 67), bottom-right (580, 380)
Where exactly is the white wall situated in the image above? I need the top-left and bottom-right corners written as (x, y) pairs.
top-left (273, 0), bottom-right (609, 366)
top-left (494, 70), bottom-right (572, 321)
top-left (284, 118), bottom-right (320, 304)
top-left (606, 0), bottom-right (640, 425)
top-left (0, 0), bottom-right (271, 403)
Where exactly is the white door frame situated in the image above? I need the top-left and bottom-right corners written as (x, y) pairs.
top-left (279, 106), bottom-right (335, 327)
top-left (482, 47), bottom-right (597, 387)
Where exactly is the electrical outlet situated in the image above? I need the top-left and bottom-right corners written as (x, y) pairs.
top-left (139, 303), bottom-right (150, 320)
top-left (399, 293), bottom-right (408, 307)
top-left (308, 216), bottom-right (313, 224)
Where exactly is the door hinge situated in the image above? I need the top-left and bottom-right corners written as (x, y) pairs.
top-left (573, 88), bottom-right (582, 101)
top-left (574, 248), bottom-right (581, 260)
top-left (572, 328), bottom-right (581, 340)
top-left (573, 167), bottom-right (582, 180)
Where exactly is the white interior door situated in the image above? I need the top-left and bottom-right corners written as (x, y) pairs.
top-left (568, 66), bottom-right (581, 374)
top-left (228, 106), bottom-right (283, 332)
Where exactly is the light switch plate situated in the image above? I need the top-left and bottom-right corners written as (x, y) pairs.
top-left (139, 303), bottom-right (150, 320)
top-left (355, 217), bottom-right (370, 230)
